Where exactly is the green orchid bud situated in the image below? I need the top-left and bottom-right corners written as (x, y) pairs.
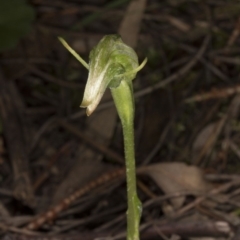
top-left (59, 35), bottom-right (146, 116)
top-left (80, 34), bottom-right (139, 116)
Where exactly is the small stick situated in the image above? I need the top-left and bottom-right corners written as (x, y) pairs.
top-left (24, 168), bottom-right (125, 231)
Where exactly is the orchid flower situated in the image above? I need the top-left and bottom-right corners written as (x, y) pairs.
top-left (59, 35), bottom-right (147, 240)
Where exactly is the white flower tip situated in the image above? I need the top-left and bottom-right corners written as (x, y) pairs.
top-left (80, 99), bottom-right (89, 108)
top-left (86, 107), bottom-right (93, 116)
top-left (80, 100), bottom-right (98, 116)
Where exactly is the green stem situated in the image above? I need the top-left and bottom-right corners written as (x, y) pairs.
top-left (123, 117), bottom-right (141, 240)
top-left (111, 80), bottom-right (141, 240)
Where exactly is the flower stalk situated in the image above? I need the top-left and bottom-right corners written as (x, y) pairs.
top-left (111, 80), bottom-right (142, 240)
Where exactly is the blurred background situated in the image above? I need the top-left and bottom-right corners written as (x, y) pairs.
top-left (0, 0), bottom-right (240, 239)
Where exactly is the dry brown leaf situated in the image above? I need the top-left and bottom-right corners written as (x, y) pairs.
top-left (192, 117), bottom-right (227, 165)
top-left (144, 162), bottom-right (210, 208)
top-left (192, 121), bottom-right (219, 155)
top-left (118, 0), bottom-right (147, 48)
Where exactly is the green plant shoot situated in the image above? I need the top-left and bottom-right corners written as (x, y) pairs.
top-left (59, 35), bottom-right (147, 240)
